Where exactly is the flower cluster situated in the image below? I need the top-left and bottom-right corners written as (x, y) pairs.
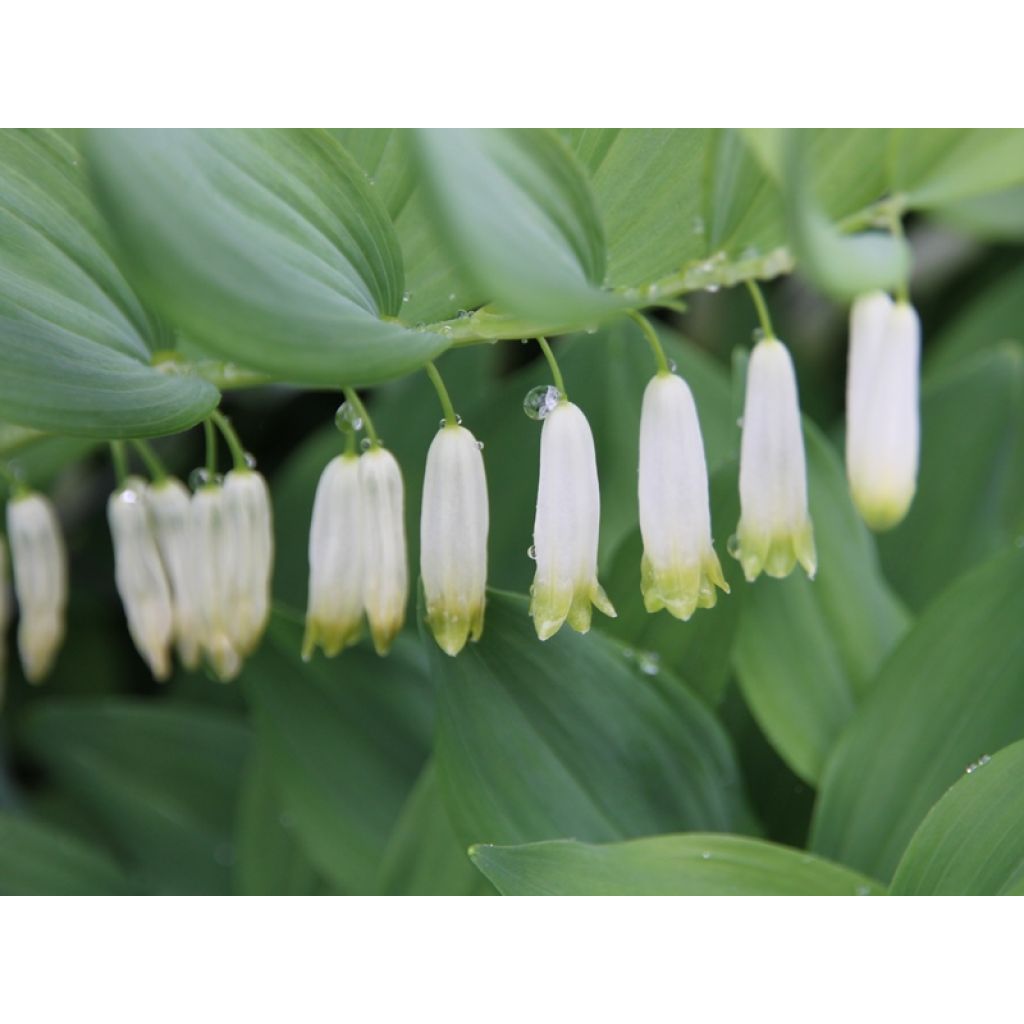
top-left (0, 287), bottom-right (921, 682)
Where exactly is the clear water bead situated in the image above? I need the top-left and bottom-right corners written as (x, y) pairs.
top-left (360, 437), bottom-right (373, 451)
top-left (188, 467), bottom-right (211, 490)
top-left (752, 327), bottom-right (766, 343)
top-left (120, 487), bottom-right (141, 504)
top-left (335, 401), bottom-right (363, 434)
top-left (475, 440), bottom-right (485, 450)
top-left (636, 650), bottom-right (660, 675)
top-left (523, 384), bottom-right (563, 421)
top-left (527, 544), bottom-right (537, 561)
top-left (966, 754), bottom-right (992, 774)
top-left (243, 451), bottom-right (258, 469)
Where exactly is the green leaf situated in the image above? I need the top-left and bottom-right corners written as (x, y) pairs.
top-left (0, 812), bottom-right (136, 895)
top-left (411, 128), bottom-right (616, 323)
top-left (243, 616), bottom-right (435, 894)
top-left (878, 345), bottom-right (1024, 611)
top-left (20, 698), bottom-right (249, 894)
top-left (376, 760), bottom-right (493, 896)
top-left (732, 424), bottom-right (909, 783)
top-left (600, 464), bottom-right (744, 706)
top-left (233, 749), bottom-right (321, 896)
top-left (810, 548), bottom-right (1024, 881)
top-left (890, 739), bottom-right (1024, 895)
top-left (471, 835), bottom-right (883, 896)
top-left (0, 129), bottom-right (219, 437)
top-left (86, 128), bottom-right (448, 386)
top-left (433, 590), bottom-right (753, 847)
top-left (934, 186), bottom-right (1024, 242)
top-left (892, 129), bottom-right (1024, 209)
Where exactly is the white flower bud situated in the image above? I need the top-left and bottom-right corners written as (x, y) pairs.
top-left (420, 424), bottom-right (489, 656)
top-left (191, 484), bottom-right (241, 681)
top-left (147, 477), bottom-right (201, 670)
top-left (6, 492), bottom-right (68, 682)
top-left (846, 292), bottom-right (920, 531)
top-left (303, 453), bottom-right (364, 659)
top-left (108, 478), bottom-right (174, 681)
top-left (638, 373), bottom-right (728, 619)
top-left (530, 400), bottom-right (616, 640)
top-left (222, 469), bottom-right (274, 656)
top-left (735, 338), bottom-right (817, 582)
top-left (359, 447), bottom-right (407, 655)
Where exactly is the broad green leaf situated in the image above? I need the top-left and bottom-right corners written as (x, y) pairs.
top-left (243, 615), bottom-right (435, 895)
top-left (733, 424), bottom-right (909, 783)
top-left (433, 590), bottom-right (753, 847)
top-left (411, 128), bottom-right (615, 323)
top-left (19, 699), bottom-right (249, 894)
top-left (471, 835), bottom-right (883, 896)
top-left (891, 129), bottom-right (1024, 209)
top-left (890, 739), bottom-right (1024, 895)
top-left (0, 426), bottom-right (98, 489)
top-left (376, 760), bottom-right (493, 896)
top-left (0, 129), bottom-right (218, 437)
top-left (935, 186), bottom-right (1024, 242)
top-left (0, 812), bottom-right (136, 895)
top-left (330, 129), bottom-right (484, 325)
top-left (233, 749), bottom-right (321, 896)
top-left (811, 548), bottom-right (1024, 881)
top-left (878, 345), bottom-right (1024, 611)
top-left (600, 464), bottom-right (744, 706)
top-left (86, 128), bottom-right (448, 385)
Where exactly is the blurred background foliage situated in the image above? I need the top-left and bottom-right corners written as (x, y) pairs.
top-left (2, 129), bottom-right (1024, 895)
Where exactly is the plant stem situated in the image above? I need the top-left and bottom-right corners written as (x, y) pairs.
top-left (745, 280), bottom-right (776, 340)
top-left (889, 214), bottom-right (911, 304)
top-left (109, 441), bottom-right (129, 486)
top-left (537, 337), bottom-right (567, 400)
top-left (425, 361), bottom-right (458, 427)
top-left (627, 311), bottom-right (670, 374)
top-left (203, 419), bottom-right (218, 476)
top-left (343, 388), bottom-right (380, 448)
top-left (210, 410), bottom-right (248, 470)
top-left (130, 439), bottom-right (168, 483)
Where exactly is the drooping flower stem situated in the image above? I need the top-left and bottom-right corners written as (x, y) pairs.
top-left (888, 215), bottom-right (911, 304)
top-left (130, 439), bottom-right (168, 483)
top-left (211, 410), bottom-right (248, 470)
top-left (343, 388), bottom-right (380, 449)
top-left (627, 310), bottom-right (671, 375)
top-left (203, 419), bottom-right (218, 476)
top-left (537, 337), bottom-right (567, 400)
top-left (745, 280), bottom-right (777, 340)
top-left (424, 361), bottom-right (458, 427)
top-left (109, 440), bottom-right (129, 487)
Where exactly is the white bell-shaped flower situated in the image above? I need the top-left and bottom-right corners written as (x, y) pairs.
top-left (420, 424), bottom-right (489, 656)
top-left (222, 468), bottom-right (274, 656)
top-left (735, 338), bottom-right (817, 582)
top-left (638, 372), bottom-right (729, 619)
top-left (108, 478), bottom-right (174, 681)
top-left (846, 292), bottom-right (920, 531)
top-left (148, 476), bottom-right (201, 670)
top-left (359, 446), bottom-right (407, 655)
top-left (191, 483), bottom-right (241, 681)
top-left (6, 491), bottom-right (68, 682)
top-left (530, 400), bottom-right (616, 640)
top-left (303, 453), bottom-right (364, 659)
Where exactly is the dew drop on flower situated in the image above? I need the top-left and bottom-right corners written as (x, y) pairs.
top-left (523, 384), bottom-right (563, 421)
top-left (360, 437), bottom-right (373, 451)
top-left (335, 401), bottom-right (363, 434)
top-left (243, 451), bottom-right (258, 470)
top-left (527, 544), bottom-right (537, 561)
top-left (669, 359), bottom-right (678, 373)
top-left (726, 534), bottom-right (741, 559)
top-left (188, 467), bottom-right (211, 491)
top-left (752, 327), bottom-right (765, 343)
top-left (120, 487), bottom-right (141, 504)
top-left (476, 441), bottom-right (485, 450)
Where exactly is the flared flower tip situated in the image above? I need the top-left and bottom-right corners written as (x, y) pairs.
top-left (359, 447), bottom-right (408, 656)
top-left (108, 479), bottom-right (174, 681)
top-left (303, 454), bottom-right (364, 660)
top-left (735, 338), bottom-right (817, 583)
top-left (421, 424), bottom-right (489, 656)
top-left (530, 401), bottom-right (616, 641)
top-left (638, 373), bottom-right (729, 620)
top-left (5, 491), bottom-right (68, 683)
top-left (846, 293), bottom-right (921, 532)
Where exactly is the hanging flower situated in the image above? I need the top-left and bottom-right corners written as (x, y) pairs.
top-left (846, 292), bottom-right (920, 531)
top-left (734, 338), bottom-right (816, 582)
top-left (191, 483), bottom-right (241, 681)
top-left (148, 476), bottom-right (201, 670)
top-left (638, 372), bottom-right (728, 619)
top-left (108, 478), bottom-right (174, 681)
top-left (421, 424), bottom-right (489, 656)
top-left (530, 400), bottom-right (615, 640)
top-left (5, 491), bottom-right (68, 682)
top-left (303, 453), bottom-right (364, 659)
top-left (222, 468), bottom-right (274, 656)
top-left (359, 446), bottom-right (407, 655)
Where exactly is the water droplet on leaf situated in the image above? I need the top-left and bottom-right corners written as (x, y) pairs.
top-left (523, 385), bottom-right (563, 421)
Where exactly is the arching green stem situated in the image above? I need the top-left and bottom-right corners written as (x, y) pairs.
top-left (343, 388), bottom-right (380, 448)
top-left (627, 310), bottom-right (671, 374)
top-left (203, 419), bottom-right (218, 476)
top-left (537, 337), bottom-right (567, 400)
top-left (745, 280), bottom-right (777, 340)
top-left (425, 361), bottom-right (458, 427)
top-left (130, 439), bottom-right (168, 483)
top-left (109, 441), bottom-right (129, 487)
top-left (889, 214), bottom-right (911, 304)
top-left (210, 410), bottom-right (248, 470)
